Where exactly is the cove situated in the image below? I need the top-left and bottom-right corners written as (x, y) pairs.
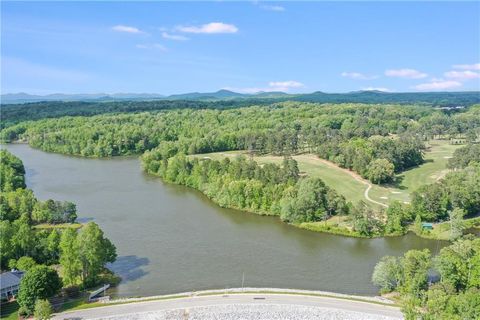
top-left (3, 144), bottom-right (446, 297)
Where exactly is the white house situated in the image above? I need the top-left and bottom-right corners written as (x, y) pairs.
top-left (0, 270), bottom-right (24, 300)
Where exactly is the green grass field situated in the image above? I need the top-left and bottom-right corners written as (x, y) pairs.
top-left (193, 140), bottom-right (461, 209)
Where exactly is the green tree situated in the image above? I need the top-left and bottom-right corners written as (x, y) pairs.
top-left (17, 265), bottom-right (62, 313)
top-left (366, 158), bottom-right (395, 184)
top-left (435, 238), bottom-right (480, 291)
top-left (59, 228), bottom-right (82, 286)
top-left (16, 256), bottom-right (37, 271)
top-left (34, 299), bottom-right (53, 320)
top-left (372, 256), bottom-right (402, 292)
top-left (77, 222), bottom-right (117, 286)
top-left (385, 201), bottom-right (407, 234)
top-left (448, 208), bottom-right (465, 241)
top-left (399, 249), bottom-right (431, 297)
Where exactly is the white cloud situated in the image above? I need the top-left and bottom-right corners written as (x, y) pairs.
top-left (162, 32), bottom-right (189, 41)
top-left (385, 68), bottom-right (428, 79)
top-left (136, 43), bottom-right (167, 51)
top-left (111, 25), bottom-right (143, 34)
top-left (361, 87), bottom-right (392, 92)
top-left (444, 70), bottom-right (480, 80)
top-left (177, 22), bottom-right (238, 34)
top-left (452, 63), bottom-right (480, 71)
top-left (261, 5), bottom-right (285, 11)
top-left (268, 81), bottom-right (303, 88)
top-left (413, 80), bottom-right (462, 91)
top-left (341, 72), bottom-right (378, 80)
top-left (224, 80), bottom-right (304, 93)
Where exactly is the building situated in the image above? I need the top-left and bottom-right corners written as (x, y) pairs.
top-left (0, 270), bottom-right (24, 300)
top-left (421, 222), bottom-right (434, 231)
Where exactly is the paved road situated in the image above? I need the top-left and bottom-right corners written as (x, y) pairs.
top-left (54, 293), bottom-right (402, 319)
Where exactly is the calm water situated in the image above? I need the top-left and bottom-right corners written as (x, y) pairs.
top-left (4, 144), bottom-right (445, 297)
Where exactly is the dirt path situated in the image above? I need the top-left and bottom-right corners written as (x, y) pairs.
top-left (314, 158), bottom-right (388, 208)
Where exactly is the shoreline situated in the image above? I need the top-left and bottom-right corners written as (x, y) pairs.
top-left (5, 142), bottom-right (477, 241)
top-left (104, 287), bottom-right (396, 306)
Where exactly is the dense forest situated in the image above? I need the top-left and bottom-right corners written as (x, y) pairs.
top-left (0, 150), bottom-right (117, 316)
top-left (372, 237), bottom-right (480, 319)
top-left (3, 103), bottom-right (479, 185)
top-left (2, 102), bottom-right (480, 238)
top-left (1, 91), bottom-right (479, 126)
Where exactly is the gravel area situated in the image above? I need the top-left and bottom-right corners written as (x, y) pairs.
top-left (91, 304), bottom-right (398, 320)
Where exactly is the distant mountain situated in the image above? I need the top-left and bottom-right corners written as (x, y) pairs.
top-left (1, 90), bottom-right (479, 106)
top-left (166, 89), bottom-right (248, 100)
top-left (0, 92), bottom-right (165, 104)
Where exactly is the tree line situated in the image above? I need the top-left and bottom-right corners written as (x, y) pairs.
top-left (0, 150), bottom-right (117, 316)
top-left (3, 103), bottom-right (478, 184)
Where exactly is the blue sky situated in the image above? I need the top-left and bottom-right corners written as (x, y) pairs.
top-left (2, 1), bottom-right (479, 94)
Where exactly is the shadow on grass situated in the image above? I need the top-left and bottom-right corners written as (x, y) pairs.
top-left (0, 301), bottom-right (19, 320)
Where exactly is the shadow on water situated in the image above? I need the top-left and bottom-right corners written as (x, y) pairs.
top-left (76, 217), bottom-right (95, 223)
top-left (108, 255), bottom-right (150, 283)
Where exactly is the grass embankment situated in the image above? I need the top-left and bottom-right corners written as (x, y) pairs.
top-left (34, 223), bottom-right (83, 230)
top-left (411, 217), bottom-right (480, 241)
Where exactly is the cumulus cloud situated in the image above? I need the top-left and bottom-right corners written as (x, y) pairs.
top-left (224, 80), bottom-right (304, 93)
top-left (162, 32), bottom-right (189, 41)
top-left (111, 25), bottom-right (143, 34)
top-left (341, 72), bottom-right (378, 80)
top-left (385, 68), bottom-right (428, 79)
top-left (413, 80), bottom-right (462, 91)
top-left (452, 63), bottom-right (480, 71)
top-left (177, 22), bottom-right (238, 34)
top-left (444, 70), bottom-right (480, 80)
top-left (361, 87), bottom-right (392, 92)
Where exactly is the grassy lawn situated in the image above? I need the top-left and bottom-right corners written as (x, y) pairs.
top-left (34, 223), bottom-right (83, 230)
top-left (369, 140), bottom-right (461, 205)
top-left (192, 140), bottom-right (461, 209)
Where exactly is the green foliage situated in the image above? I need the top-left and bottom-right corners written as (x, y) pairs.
top-left (34, 299), bottom-right (53, 320)
top-left (448, 208), bottom-right (465, 241)
top-left (16, 256), bottom-right (38, 271)
top-left (366, 158), bottom-right (395, 184)
top-left (0, 149), bottom-right (26, 192)
top-left (144, 152), bottom-right (349, 225)
top-left (399, 249), bottom-right (431, 297)
top-left (280, 177), bottom-right (348, 223)
top-left (411, 164), bottom-right (480, 221)
top-left (435, 237), bottom-right (480, 291)
top-left (350, 202), bottom-right (384, 236)
top-left (1, 103), bottom-right (448, 183)
top-left (77, 222), bottom-right (117, 287)
top-left (0, 150), bottom-right (116, 295)
top-left (371, 256), bottom-right (402, 292)
top-left (448, 143), bottom-right (480, 169)
top-left (385, 201), bottom-right (409, 234)
top-left (373, 238), bottom-right (480, 319)
top-left (17, 265), bottom-right (62, 313)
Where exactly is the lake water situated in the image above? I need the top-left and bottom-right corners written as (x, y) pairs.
top-left (4, 144), bottom-right (446, 297)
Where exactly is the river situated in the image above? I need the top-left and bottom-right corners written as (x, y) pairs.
top-left (4, 144), bottom-right (445, 297)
